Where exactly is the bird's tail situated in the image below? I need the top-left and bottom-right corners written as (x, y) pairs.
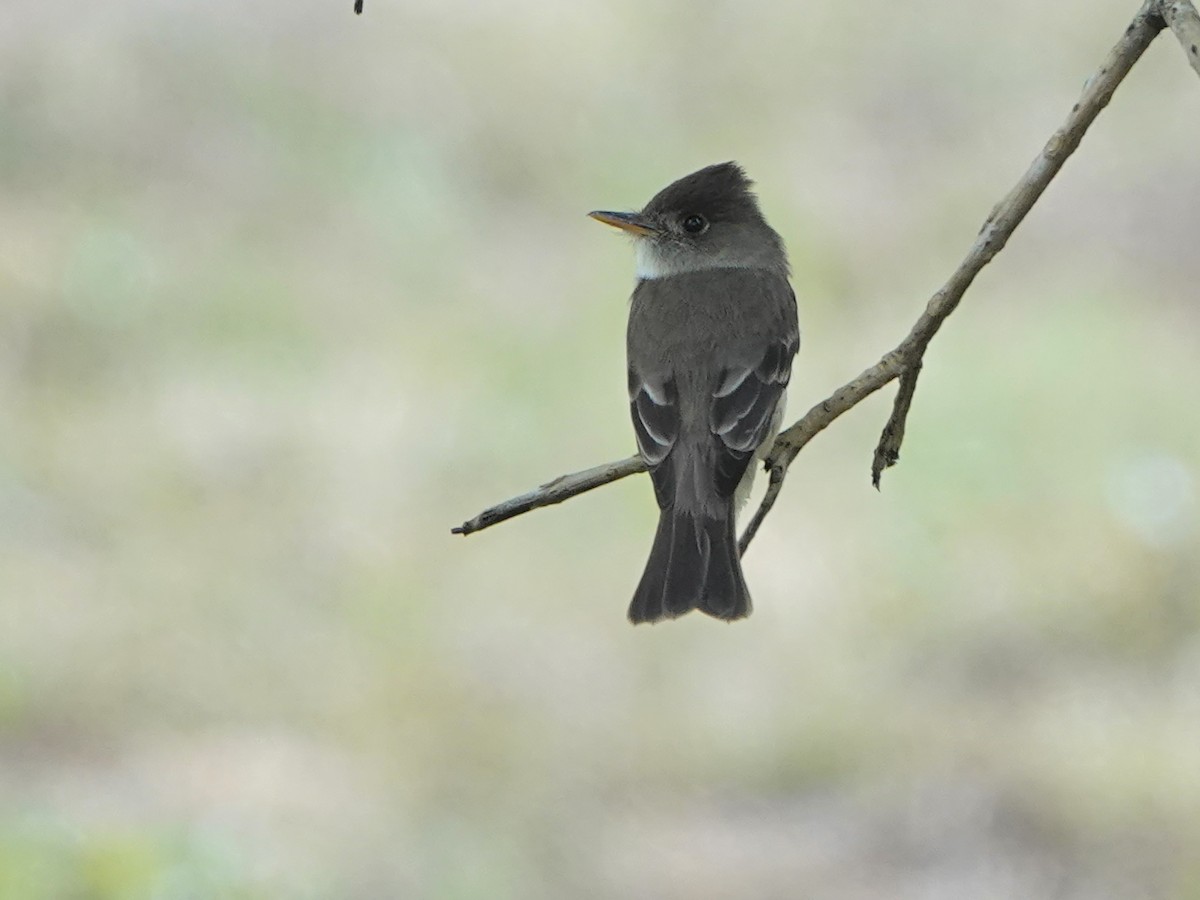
top-left (628, 509), bottom-right (751, 624)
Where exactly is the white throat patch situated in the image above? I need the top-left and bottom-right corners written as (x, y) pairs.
top-left (634, 241), bottom-right (677, 281)
top-left (634, 238), bottom-right (761, 281)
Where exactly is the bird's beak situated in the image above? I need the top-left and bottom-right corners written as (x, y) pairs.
top-left (588, 210), bottom-right (658, 236)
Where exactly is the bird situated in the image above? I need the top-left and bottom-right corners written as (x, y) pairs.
top-left (589, 162), bottom-right (799, 624)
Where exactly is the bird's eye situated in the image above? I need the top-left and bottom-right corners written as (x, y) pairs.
top-left (681, 214), bottom-right (707, 234)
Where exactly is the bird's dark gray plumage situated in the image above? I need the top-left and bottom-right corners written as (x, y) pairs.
top-left (591, 162), bottom-right (799, 624)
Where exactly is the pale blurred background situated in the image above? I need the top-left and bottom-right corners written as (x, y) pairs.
top-left (2, 0), bottom-right (1199, 897)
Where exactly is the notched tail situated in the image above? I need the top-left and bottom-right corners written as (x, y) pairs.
top-left (628, 510), bottom-right (751, 624)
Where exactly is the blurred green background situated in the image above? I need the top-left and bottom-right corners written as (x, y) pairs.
top-left (2, 0), bottom-right (1199, 897)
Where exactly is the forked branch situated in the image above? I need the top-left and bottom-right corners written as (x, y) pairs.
top-left (453, 0), bottom-right (1193, 549)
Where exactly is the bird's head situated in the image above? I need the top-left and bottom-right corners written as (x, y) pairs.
top-left (589, 161), bottom-right (788, 280)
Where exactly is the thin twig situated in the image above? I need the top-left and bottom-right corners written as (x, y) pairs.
top-left (452, 455), bottom-right (645, 536)
top-left (872, 360), bottom-right (922, 488)
top-left (453, 0), bottom-right (1179, 550)
top-left (737, 461), bottom-right (785, 556)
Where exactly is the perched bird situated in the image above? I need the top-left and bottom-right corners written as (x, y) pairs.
top-left (590, 162), bottom-right (799, 624)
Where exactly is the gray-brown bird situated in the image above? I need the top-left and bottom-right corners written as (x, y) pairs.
top-left (590, 162), bottom-right (799, 623)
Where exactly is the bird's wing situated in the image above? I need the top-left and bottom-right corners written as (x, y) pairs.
top-left (708, 335), bottom-right (798, 497)
top-left (628, 334), bottom-right (797, 507)
top-left (629, 369), bottom-right (679, 508)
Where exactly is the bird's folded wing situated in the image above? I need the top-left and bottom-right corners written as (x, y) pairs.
top-left (709, 336), bottom-right (797, 497)
top-left (628, 335), bottom-right (797, 505)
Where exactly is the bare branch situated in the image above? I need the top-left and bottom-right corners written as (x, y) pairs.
top-left (1157, 0), bottom-right (1200, 78)
top-left (454, 0), bottom-right (1181, 551)
top-left (452, 455), bottom-right (645, 536)
top-left (742, 0), bottom-right (1167, 540)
